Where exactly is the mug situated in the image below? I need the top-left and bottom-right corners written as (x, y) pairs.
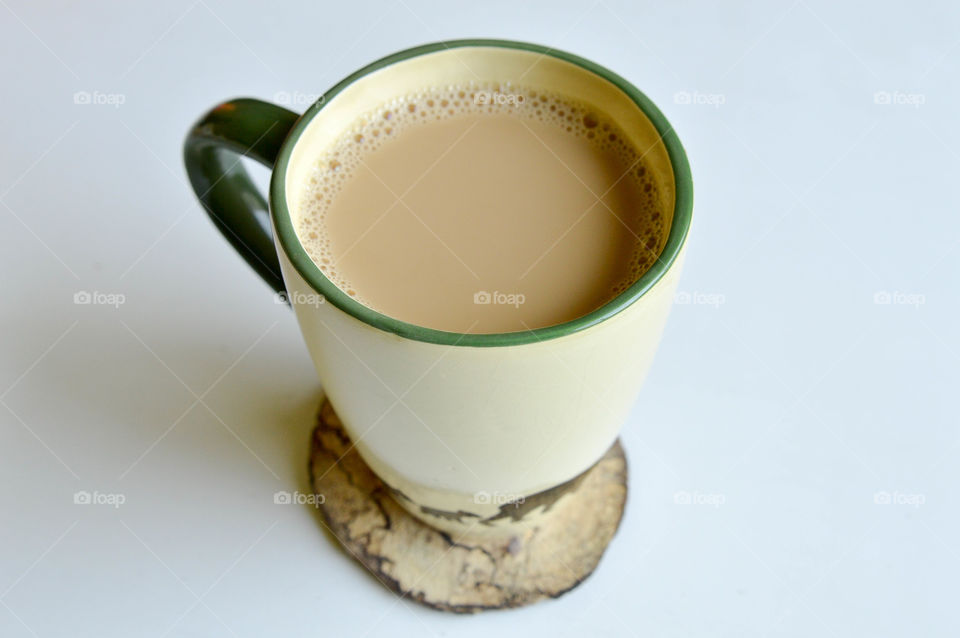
top-left (184, 39), bottom-right (692, 535)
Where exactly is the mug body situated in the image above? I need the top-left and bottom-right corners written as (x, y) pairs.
top-left (269, 41), bottom-right (692, 534)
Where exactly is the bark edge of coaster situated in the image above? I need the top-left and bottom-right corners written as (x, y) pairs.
top-left (308, 398), bottom-right (628, 613)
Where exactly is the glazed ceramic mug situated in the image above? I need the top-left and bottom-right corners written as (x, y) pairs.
top-left (184, 39), bottom-right (692, 535)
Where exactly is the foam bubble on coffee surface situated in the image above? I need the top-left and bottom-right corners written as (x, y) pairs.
top-left (296, 82), bottom-right (668, 306)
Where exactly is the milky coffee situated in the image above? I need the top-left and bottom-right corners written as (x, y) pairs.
top-left (294, 83), bottom-right (667, 334)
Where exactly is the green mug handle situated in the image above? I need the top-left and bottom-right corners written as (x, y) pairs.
top-left (183, 98), bottom-right (300, 294)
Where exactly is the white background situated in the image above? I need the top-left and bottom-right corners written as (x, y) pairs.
top-left (1, 1), bottom-right (956, 636)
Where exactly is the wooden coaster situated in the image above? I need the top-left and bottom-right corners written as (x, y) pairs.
top-left (308, 398), bottom-right (628, 613)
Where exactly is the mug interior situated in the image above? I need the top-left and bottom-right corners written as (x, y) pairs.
top-left (270, 40), bottom-right (692, 347)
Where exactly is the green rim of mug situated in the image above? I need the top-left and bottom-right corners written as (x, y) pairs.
top-left (269, 39), bottom-right (693, 347)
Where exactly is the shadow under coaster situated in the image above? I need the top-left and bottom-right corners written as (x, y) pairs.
top-left (308, 398), bottom-right (628, 613)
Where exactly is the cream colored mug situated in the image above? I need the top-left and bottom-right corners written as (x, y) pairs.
top-left (184, 40), bottom-right (693, 535)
